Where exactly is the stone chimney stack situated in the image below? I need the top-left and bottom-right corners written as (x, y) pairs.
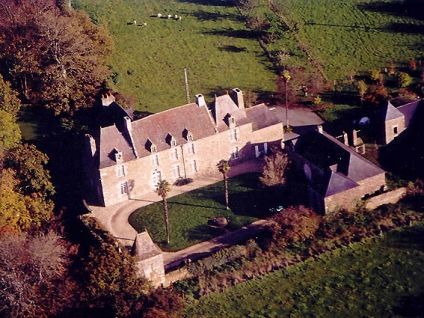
top-left (101, 92), bottom-right (115, 106)
top-left (123, 116), bottom-right (138, 157)
top-left (342, 131), bottom-right (349, 146)
top-left (195, 94), bottom-right (207, 107)
top-left (317, 125), bottom-right (323, 133)
top-left (124, 116), bottom-right (132, 132)
top-left (230, 88), bottom-right (245, 109)
top-left (352, 129), bottom-right (359, 146)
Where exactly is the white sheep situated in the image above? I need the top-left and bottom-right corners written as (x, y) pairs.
top-left (157, 13), bottom-right (162, 18)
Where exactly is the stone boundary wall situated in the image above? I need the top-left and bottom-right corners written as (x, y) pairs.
top-left (365, 187), bottom-right (407, 210)
top-left (165, 267), bottom-right (191, 287)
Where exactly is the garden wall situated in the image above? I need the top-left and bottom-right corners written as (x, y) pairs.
top-left (365, 187), bottom-right (406, 210)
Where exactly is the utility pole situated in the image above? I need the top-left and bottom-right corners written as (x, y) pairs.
top-left (184, 67), bottom-right (190, 104)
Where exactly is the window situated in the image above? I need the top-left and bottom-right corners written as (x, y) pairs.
top-left (187, 133), bottom-right (193, 142)
top-left (115, 151), bottom-right (123, 163)
top-left (171, 139), bottom-right (177, 147)
top-left (152, 170), bottom-right (161, 188)
top-left (255, 145), bottom-right (261, 158)
top-left (191, 160), bottom-right (198, 173)
top-left (116, 164), bottom-right (125, 177)
top-left (151, 144), bottom-right (157, 153)
top-left (187, 143), bottom-right (195, 155)
top-left (120, 181), bottom-right (128, 196)
top-left (263, 142), bottom-right (268, 155)
top-left (230, 128), bottom-right (238, 141)
top-left (152, 154), bottom-right (159, 166)
top-left (231, 147), bottom-right (239, 160)
top-left (171, 147), bottom-right (179, 160)
top-left (229, 116), bottom-right (236, 127)
top-left (172, 165), bottom-right (181, 179)
top-left (393, 125), bottom-right (398, 135)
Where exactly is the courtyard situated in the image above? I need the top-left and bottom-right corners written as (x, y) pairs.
top-left (128, 173), bottom-right (284, 251)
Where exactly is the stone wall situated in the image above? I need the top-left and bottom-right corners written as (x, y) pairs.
top-left (135, 254), bottom-right (166, 288)
top-left (365, 187), bottom-right (406, 210)
top-left (384, 117), bottom-right (405, 144)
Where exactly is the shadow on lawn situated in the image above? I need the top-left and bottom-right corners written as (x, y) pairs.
top-left (176, 0), bottom-right (234, 7)
top-left (187, 9), bottom-right (243, 22)
top-left (186, 224), bottom-right (228, 242)
top-left (385, 225), bottom-right (424, 252)
top-left (358, 0), bottom-right (424, 21)
top-left (393, 292), bottom-right (424, 317)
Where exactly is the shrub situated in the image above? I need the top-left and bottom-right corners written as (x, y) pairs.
top-left (397, 72), bottom-right (413, 88)
top-left (174, 177), bottom-right (193, 186)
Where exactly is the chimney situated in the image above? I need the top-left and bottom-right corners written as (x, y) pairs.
top-left (317, 125), bottom-right (323, 133)
top-left (230, 88), bottom-right (245, 109)
top-left (85, 134), bottom-right (96, 157)
top-left (342, 131), bottom-right (349, 146)
top-left (195, 94), bottom-right (207, 107)
top-left (123, 116), bottom-right (138, 157)
top-left (101, 93), bottom-right (115, 106)
top-left (123, 116), bottom-right (132, 132)
top-left (352, 129), bottom-right (359, 146)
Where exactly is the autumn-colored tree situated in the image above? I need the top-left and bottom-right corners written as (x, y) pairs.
top-left (81, 222), bottom-right (148, 317)
top-left (272, 206), bottom-right (321, 244)
top-left (0, 74), bottom-right (21, 116)
top-left (357, 80), bottom-right (368, 103)
top-left (143, 287), bottom-right (184, 318)
top-left (0, 110), bottom-right (21, 151)
top-left (156, 180), bottom-right (171, 244)
top-left (370, 69), bottom-right (383, 83)
top-left (217, 159), bottom-right (231, 210)
top-left (364, 84), bottom-right (389, 107)
top-left (0, 231), bottom-right (74, 317)
top-left (260, 147), bottom-right (289, 187)
top-left (0, 0), bottom-right (112, 115)
top-left (397, 71), bottom-right (413, 88)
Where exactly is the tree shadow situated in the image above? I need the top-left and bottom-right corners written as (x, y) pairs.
top-left (385, 225), bottom-right (424, 251)
top-left (219, 45), bottom-right (247, 53)
top-left (203, 27), bottom-right (260, 39)
top-left (393, 292), bottom-right (424, 317)
top-left (186, 224), bottom-right (227, 242)
top-left (188, 9), bottom-right (243, 22)
top-left (176, 0), bottom-right (234, 6)
top-left (358, 0), bottom-right (424, 21)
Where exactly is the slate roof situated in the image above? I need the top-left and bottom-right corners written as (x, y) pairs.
top-left (384, 101), bottom-right (404, 121)
top-left (398, 100), bottom-right (421, 127)
top-left (131, 103), bottom-right (217, 158)
top-left (245, 104), bottom-right (283, 130)
top-left (294, 130), bottom-right (384, 197)
top-left (212, 94), bottom-right (249, 132)
top-left (132, 231), bottom-right (162, 261)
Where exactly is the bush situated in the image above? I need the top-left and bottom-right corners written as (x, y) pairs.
top-left (174, 177), bottom-right (193, 186)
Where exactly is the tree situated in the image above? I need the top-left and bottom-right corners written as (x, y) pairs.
top-left (370, 69), bottom-right (383, 83)
top-left (156, 180), bottom-right (171, 244)
top-left (217, 160), bottom-right (231, 210)
top-left (357, 80), bottom-right (368, 103)
top-left (260, 147), bottom-right (289, 187)
top-left (272, 206), bottom-right (321, 244)
top-left (0, 1), bottom-right (112, 115)
top-left (313, 95), bottom-right (322, 106)
top-left (282, 70), bottom-right (291, 128)
top-left (0, 74), bottom-right (21, 116)
top-left (0, 110), bottom-right (21, 151)
top-left (0, 231), bottom-right (73, 317)
top-left (397, 72), bottom-right (413, 88)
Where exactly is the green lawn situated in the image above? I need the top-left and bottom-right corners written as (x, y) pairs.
top-left (185, 223), bottom-right (424, 317)
top-left (128, 174), bottom-right (283, 251)
top-left (280, 0), bottom-right (424, 80)
top-left (73, 0), bottom-right (276, 112)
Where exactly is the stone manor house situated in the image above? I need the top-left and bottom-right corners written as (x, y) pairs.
top-left (84, 89), bottom-right (407, 213)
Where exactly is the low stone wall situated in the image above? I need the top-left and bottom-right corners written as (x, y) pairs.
top-left (165, 267), bottom-right (191, 287)
top-left (365, 187), bottom-right (407, 210)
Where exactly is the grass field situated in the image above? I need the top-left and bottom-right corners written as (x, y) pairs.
top-left (184, 223), bottom-right (424, 317)
top-left (128, 174), bottom-right (283, 251)
top-left (279, 0), bottom-right (424, 80)
top-left (73, 0), bottom-right (276, 112)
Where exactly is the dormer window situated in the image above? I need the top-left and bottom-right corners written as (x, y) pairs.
top-left (151, 144), bottom-right (157, 153)
top-left (226, 114), bottom-right (236, 128)
top-left (183, 128), bottom-right (194, 141)
top-left (166, 133), bottom-right (177, 147)
top-left (114, 150), bottom-right (123, 163)
top-left (146, 139), bottom-right (157, 153)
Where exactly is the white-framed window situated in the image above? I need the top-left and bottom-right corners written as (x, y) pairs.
top-left (115, 151), bottom-right (123, 163)
top-left (255, 145), bottom-right (261, 158)
top-left (120, 181), bottom-right (128, 196)
top-left (191, 160), bottom-right (198, 173)
top-left (152, 169), bottom-right (161, 188)
top-left (187, 143), bottom-right (195, 155)
top-left (263, 142), bottom-right (268, 155)
top-left (230, 128), bottom-right (239, 141)
top-left (171, 138), bottom-right (177, 147)
top-left (393, 125), bottom-right (398, 136)
top-left (152, 154), bottom-right (159, 166)
top-left (151, 144), bottom-right (157, 153)
top-left (171, 147), bottom-right (179, 160)
top-left (172, 165), bottom-right (181, 179)
top-left (187, 132), bottom-right (193, 142)
top-left (116, 164), bottom-right (126, 177)
top-left (231, 146), bottom-right (239, 160)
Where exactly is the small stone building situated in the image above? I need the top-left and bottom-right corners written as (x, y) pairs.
top-left (132, 231), bottom-right (165, 287)
top-left (284, 128), bottom-right (386, 213)
top-left (380, 100), bottom-right (421, 144)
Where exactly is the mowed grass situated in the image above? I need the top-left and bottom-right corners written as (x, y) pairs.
top-left (73, 0), bottom-right (276, 112)
top-left (128, 174), bottom-right (283, 251)
top-left (185, 223), bottom-right (424, 317)
top-left (281, 0), bottom-right (424, 80)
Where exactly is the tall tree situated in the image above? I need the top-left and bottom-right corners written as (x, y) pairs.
top-left (0, 110), bottom-right (21, 151)
top-left (260, 147), bottom-right (289, 187)
top-left (0, 74), bottom-right (21, 116)
top-left (217, 159), bottom-right (231, 210)
top-left (0, 0), bottom-right (112, 115)
top-left (156, 180), bottom-right (171, 244)
top-left (0, 231), bottom-right (73, 317)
